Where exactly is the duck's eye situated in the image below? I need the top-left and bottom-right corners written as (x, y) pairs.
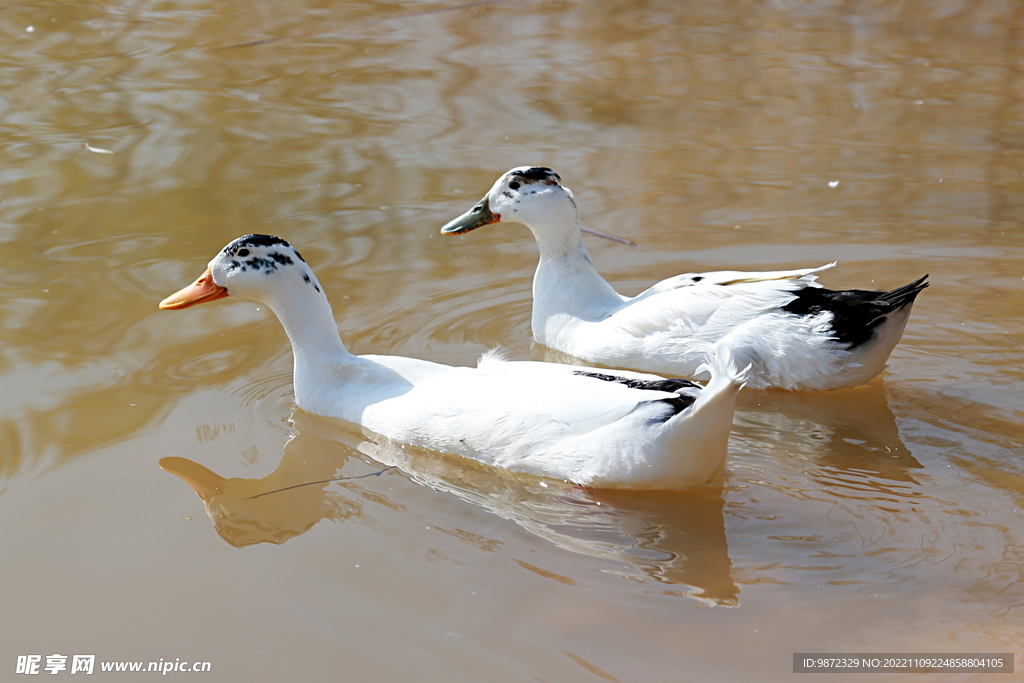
top-left (237, 248), bottom-right (250, 257)
top-left (509, 181), bottom-right (521, 190)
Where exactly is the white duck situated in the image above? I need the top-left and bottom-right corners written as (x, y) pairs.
top-left (440, 166), bottom-right (929, 391)
top-left (160, 235), bottom-right (748, 490)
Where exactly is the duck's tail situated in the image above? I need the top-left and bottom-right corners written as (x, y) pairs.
top-left (623, 345), bottom-right (748, 489)
top-left (694, 344), bottom-right (751, 402)
top-left (878, 274), bottom-right (929, 311)
top-left (826, 274), bottom-right (929, 385)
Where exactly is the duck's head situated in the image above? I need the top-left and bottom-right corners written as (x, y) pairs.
top-left (440, 166), bottom-right (578, 239)
top-left (160, 234), bottom-right (323, 310)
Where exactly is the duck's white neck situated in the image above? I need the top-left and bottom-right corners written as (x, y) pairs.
top-left (266, 285), bottom-right (348, 359)
top-left (258, 282), bottom-right (363, 409)
top-left (523, 212), bottom-right (625, 342)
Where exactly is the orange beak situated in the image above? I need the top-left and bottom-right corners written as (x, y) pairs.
top-left (159, 266), bottom-right (229, 310)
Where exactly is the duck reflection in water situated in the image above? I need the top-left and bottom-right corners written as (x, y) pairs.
top-left (735, 379), bottom-right (923, 490)
top-left (161, 410), bottom-right (740, 606)
top-left (160, 441), bottom-right (366, 549)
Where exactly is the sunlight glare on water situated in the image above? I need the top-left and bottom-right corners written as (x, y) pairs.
top-left (0, 1), bottom-right (1022, 681)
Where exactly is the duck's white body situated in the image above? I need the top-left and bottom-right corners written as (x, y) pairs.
top-left (161, 235), bottom-right (748, 490)
top-left (441, 167), bottom-right (928, 391)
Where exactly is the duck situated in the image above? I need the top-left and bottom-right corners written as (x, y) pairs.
top-left (159, 234), bottom-right (749, 490)
top-left (440, 166), bottom-right (929, 391)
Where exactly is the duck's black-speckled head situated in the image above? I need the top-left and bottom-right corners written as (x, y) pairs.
top-left (440, 166), bottom-right (576, 237)
top-left (160, 234), bottom-right (323, 310)
top-left (218, 234), bottom-right (307, 277)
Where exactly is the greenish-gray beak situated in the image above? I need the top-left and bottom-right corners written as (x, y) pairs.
top-left (440, 196), bottom-right (501, 235)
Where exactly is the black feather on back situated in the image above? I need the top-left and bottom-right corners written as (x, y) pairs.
top-left (783, 275), bottom-right (929, 348)
top-left (573, 371), bottom-right (700, 415)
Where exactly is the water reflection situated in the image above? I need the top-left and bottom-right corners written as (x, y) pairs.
top-left (158, 452), bottom-right (362, 549)
top-left (162, 410), bottom-right (739, 606)
top-left (737, 380), bottom-right (923, 486)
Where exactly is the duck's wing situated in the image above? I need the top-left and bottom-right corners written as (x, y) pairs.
top-left (610, 263), bottom-right (836, 338)
top-left (366, 351), bottom-right (692, 437)
top-left (471, 353), bottom-right (696, 432)
top-left (633, 263), bottom-right (835, 301)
